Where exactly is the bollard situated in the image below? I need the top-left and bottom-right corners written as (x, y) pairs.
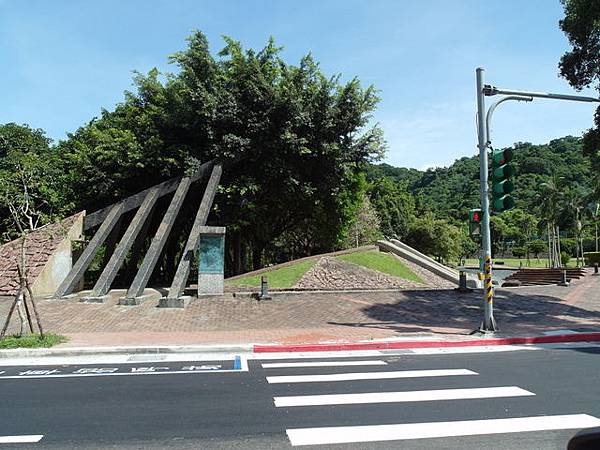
top-left (456, 271), bottom-right (471, 292)
top-left (594, 263), bottom-right (599, 276)
top-left (558, 269), bottom-right (569, 287)
top-left (259, 276), bottom-right (272, 300)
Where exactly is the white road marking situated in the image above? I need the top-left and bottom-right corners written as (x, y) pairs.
top-left (274, 386), bottom-right (534, 407)
top-left (0, 435), bottom-right (44, 443)
top-left (286, 414), bottom-right (600, 446)
top-left (266, 368), bottom-right (477, 384)
top-left (262, 360), bottom-right (387, 368)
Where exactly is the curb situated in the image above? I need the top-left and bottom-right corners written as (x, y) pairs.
top-left (0, 344), bottom-right (253, 359)
top-left (253, 332), bottom-right (600, 353)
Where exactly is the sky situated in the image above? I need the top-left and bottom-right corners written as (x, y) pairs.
top-left (1, 0), bottom-right (598, 170)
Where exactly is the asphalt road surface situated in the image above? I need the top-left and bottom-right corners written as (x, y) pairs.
top-left (1, 346), bottom-right (600, 449)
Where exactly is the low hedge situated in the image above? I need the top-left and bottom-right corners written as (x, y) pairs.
top-left (584, 252), bottom-right (600, 266)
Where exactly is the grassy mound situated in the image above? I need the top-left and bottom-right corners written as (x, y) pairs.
top-left (0, 333), bottom-right (67, 349)
top-left (226, 259), bottom-right (317, 289)
top-left (336, 250), bottom-right (423, 283)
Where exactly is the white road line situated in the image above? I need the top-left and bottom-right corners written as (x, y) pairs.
top-left (266, 368), bottom-right (477, 384)
top-left (0, 435), bottom-right (44, 443)
top-left (0, 368), bottom-right (246, 380)
top-left (274, 386), bottom-right (534, 407)
top-left (286, 414), bottom-right (600, 446)
top-left (262, 360), bottom-right (387, 369)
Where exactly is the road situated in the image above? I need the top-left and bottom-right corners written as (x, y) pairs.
top-left (1, 345), bottom-right (600, 449)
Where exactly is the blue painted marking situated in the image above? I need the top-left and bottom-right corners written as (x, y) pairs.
top-left (233, 355), bottom-right (241, 370)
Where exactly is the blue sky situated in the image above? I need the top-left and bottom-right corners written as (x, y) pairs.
top-left (1, 0), bottom-right (597, 169)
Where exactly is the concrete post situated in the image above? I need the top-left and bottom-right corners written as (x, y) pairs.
top-left (558, 270), bottom-right (569, 287)
top-left (259, 276), bottom-right (272, 300)
top-left (197, 226), bottom-right (226, 296)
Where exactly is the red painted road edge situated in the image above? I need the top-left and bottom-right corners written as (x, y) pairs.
top-left (253, 332), bottom-right (600, 353)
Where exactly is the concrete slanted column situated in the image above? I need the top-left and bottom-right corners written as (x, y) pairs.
top-left (53, 203), bottom-right (124, 298)
top-left (120, 177), bottom-right (193, 305)
top-left (82, 188), bottom-right (160, 303)
top-left (197, 226), bottom-right (226, 296)
top-left (159, 164), bottom-right (223, 308)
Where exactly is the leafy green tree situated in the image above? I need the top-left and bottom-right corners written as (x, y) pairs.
top-left (343, 194), bottom-right (382, 248)
top-left (404, 214), bottom-right (461, 263)
top-left (528, 240), bottom-right (546, 259)
top-left (559, 0), bottom-right (600, 192)
top-left (512, 246), bottom-right (526, 259)
top-left (0, 124), bottom-right (70, 241)
top-left (58, 31), bottom-right (385, 272)
top-left (367, 177), bottom-right (415, 239)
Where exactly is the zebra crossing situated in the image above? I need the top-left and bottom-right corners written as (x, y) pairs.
top-left (260, 357), bottom-right (600, 447)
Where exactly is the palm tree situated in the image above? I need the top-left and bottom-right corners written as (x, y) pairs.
top-left (537, 176), bottom-right (563, 268)
top-left (563, 186), bottom-right (587, 267)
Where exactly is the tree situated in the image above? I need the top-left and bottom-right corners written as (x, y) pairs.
top-left (0, 125), bottom-right (54, 339)
top-left (528, 240), bottom-right (546, 260)
top-left (559, 0), bottom-right (600, 187)
top-left (404, 214), bottom-right (461, 263)
top-left (536, 176), bottom-right (564, 267)
top-left (367, 177), bottom-right (415, 239)
top-left (343, 194), bottom-right (382, 248)
top-left (57, 31), bottom-right (385, 273)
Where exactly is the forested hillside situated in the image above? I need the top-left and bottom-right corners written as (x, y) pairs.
top-left (368, 136), bottom-right (591, 223)
top-left (366, 136), bottom-right (598, 263)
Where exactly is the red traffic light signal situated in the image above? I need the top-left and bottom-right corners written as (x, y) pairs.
top-left (469, 209), bottom-right (482, 223)
top-left (469, 208), bottom-right (482, 239)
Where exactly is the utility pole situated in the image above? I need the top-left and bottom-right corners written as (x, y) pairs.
top-left (474, 68), bottom-right (600, 333)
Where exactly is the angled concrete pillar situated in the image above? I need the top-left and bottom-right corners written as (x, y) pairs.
top-left (159, 164), bottom-right (223, 308)
top-left (120, 177), bottom-right (192, 305)
top-left (53, 203), bottom-right (124, 298)
top-left (82, 188), bottom-right (160, 303)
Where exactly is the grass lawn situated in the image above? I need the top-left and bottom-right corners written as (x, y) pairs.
top-left (225, 259), bottom-right (317, 289)
top-left (462, 258), bottom-right (577, 268)
top-left (0, 333), bottom-right (67, 349)
top-left (336, 250), bottom-right (424, 284)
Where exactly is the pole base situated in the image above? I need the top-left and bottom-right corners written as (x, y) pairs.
top-left (476, 316), bottom-right (498, 334)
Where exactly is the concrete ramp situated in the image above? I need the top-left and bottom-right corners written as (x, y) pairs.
top-left (377, 239), bottom-right (479, 288)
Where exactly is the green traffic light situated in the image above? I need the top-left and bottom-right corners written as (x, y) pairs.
top-left (492, 179), bottom-right (514, 195)
top-left (491, 148), bottom-right (514, 166)
top-left (493, 164), bottom-right (516, 180)
top-left (493, 194), bottom-right (515, 211)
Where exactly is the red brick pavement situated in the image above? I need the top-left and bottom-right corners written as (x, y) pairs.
top-left (1, 271), bottom-right (599, 348)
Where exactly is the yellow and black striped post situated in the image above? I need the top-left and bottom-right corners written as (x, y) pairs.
top-left (481, 254), bottom-right (497, 331)
top-left (484, 255), bottom-right (493, 303)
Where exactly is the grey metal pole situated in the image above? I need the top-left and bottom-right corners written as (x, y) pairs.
top-left (476, 68), bottom-right (497, 332)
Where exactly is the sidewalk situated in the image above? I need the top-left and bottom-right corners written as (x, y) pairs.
top-left (1, 270), bottom-right (599, 350)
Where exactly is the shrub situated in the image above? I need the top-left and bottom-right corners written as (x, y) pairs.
top-left (584, 252), bottom-right (600, 266)
top-left (560, 251), bottom-right (571, 267)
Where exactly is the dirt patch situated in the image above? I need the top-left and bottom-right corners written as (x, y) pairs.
top-left (293, 256), bottom-right (427, 290)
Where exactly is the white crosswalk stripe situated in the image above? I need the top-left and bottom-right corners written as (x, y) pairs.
top-left (262, 358), bottom-right (600, 447)
top-left (262, 360), bottom-right (387, 368)
top-left (286, 414), bottom-right (600, 446)
top-left (0, 435), bottom-right (44, 444)
top-left (274, 386), bottom-right (534, 407)
top-left (266, 368), bottom-right (477, 384)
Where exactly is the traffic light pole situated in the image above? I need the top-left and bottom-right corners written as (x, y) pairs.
top-left (475, 67), bottom-right (600, 333)
top-left (476, 68), bottom-right (496, 332)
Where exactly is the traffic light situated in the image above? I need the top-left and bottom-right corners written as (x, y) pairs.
top-left (491, 148), bottom-right (515, 212)
top-left (469, 208), bottom-right (482, 238)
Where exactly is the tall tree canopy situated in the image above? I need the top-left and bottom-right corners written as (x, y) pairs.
top-left (55, 31), bottom-right (385, 272)
top-left (559, 0), bottom-right (600, 190)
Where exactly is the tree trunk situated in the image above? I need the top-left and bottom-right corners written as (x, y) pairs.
top-left (0, 289), bottom-right (22, 338)
top-left (252, 243), bottom-right (263, 271)
top-left (556, 225), bottom-right (562, 267)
